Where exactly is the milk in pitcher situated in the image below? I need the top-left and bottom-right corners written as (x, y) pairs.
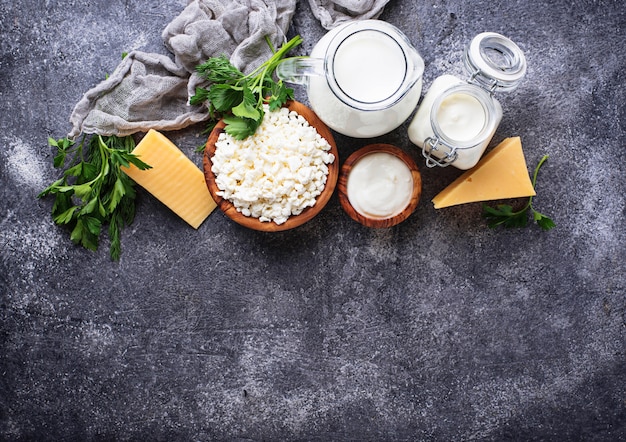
top-left (277, 20), bottom-right (424, 138)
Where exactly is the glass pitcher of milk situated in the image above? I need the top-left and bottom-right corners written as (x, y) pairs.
top-left (408, 32), bottom-right (527, 169)
top-left (276, 20), bottom-right (425, 138)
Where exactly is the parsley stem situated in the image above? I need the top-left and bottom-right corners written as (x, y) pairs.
top-left (78, 135), bottom-right (109, 189)
top-left (511, 154), bottom-right (550, 215)
top-left (244, 35), bottom-right (303, 80)
top-left (65, 134), bottom-right (86, 169)
top-left (265, 35), bottom-right (276, 54)
top-left (528, 154), bottom-right (549, 207)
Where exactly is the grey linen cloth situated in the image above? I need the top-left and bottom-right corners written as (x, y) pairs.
top-left (307, 0), bottom-right (392, 30)
top-left (67, 0), bottom-right (391, 139)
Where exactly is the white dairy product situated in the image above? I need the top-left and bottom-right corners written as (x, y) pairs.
top-left (408, 75), bottom-right (502, 170)
top-left (436, 92), bottom-right (487, 141)
top-left (408, 75), bottom-right (464, 148)
top-left (211, 105), bottom-right (335, 225)
top-left (333, 31), bottom-right (406, 103)
top-left (347, 152), bottom-right (413, 219)
top-left (302, 21), bottom-right (424, 138)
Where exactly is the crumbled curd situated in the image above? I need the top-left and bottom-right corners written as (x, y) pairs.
top-left (212, 105), bottom-right (335, 225)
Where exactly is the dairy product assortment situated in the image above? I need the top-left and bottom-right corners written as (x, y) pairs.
top-left (122, 28), bottom-right (537, 230)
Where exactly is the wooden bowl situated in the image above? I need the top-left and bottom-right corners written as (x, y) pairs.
top-left (203, 101), bottom-right (339, 232)
top-left (338, 144), bottom-right (422, 228)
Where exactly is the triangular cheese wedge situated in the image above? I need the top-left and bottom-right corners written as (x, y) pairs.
top-left (122, 129), bottom-right (216, 228)
top-left (432, 137), bottom-right (536, 209)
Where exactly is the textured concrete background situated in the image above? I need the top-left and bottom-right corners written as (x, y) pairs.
top-left (1, 0), bottom-right (625, 440)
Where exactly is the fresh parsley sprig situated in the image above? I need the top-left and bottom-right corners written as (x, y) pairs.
top-left (38, 134), bottom-right (151, 260)
top-left (482, 155), bottom-right (556, 231)
top-left (190, 35), bottom-right (303, 142)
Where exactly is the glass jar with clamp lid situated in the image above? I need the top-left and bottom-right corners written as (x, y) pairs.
top-left (407, 32), bottom-right (527, 169)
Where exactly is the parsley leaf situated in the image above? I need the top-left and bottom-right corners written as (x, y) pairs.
top-left (206, 83), bottom-right (244, 112)
top-left (267, 80), bottom-right (294, 111)
top-left (38, 134), bottom-right (151, 260)
top-left (534, 210), bottom-right (556, 230)
top-left (231, 87), bottom-right (262, 121)
top-left (197, 55), bottom-right (245, 84)
top-left (483, 155), bottom-right (555, 231)
top-left (222, 115), bottom-right (260, 140)
top-left (191, 35), bottom-right (303, 144)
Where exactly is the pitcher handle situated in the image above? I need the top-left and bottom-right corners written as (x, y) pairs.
top-left (276, 57), bottom-right (325, 85)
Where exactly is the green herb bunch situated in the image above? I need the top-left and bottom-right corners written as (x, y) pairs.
top-left (190, 35), bottom-right (303, 142)
top-left (483, 155), bottom-right (556, 230)
top-left (38, 135), bottom-right (151, 260)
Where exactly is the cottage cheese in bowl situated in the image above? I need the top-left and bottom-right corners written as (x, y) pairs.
top-left (204, 102), bottom-right (338, 231)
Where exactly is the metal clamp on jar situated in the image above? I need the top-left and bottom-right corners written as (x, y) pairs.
top-left (407, 32), bottom-right (527, 169)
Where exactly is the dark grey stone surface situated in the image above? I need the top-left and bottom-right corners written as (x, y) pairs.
top-left (1, 0), bottom-right (625, 440)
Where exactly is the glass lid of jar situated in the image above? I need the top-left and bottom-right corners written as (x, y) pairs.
top-left (463, 32), bottom-right (527, 93)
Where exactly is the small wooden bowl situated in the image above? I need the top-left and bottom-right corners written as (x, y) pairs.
top-left (338, 144), bottom-right (422, 228)
top-left (203, 101), bottom-right (339, 232)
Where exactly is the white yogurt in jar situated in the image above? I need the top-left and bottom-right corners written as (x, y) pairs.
top-left (408, 75), bottom-right (464, 148)
top-left (435, 91), bottom-right (487, 141)
top-left (347, 152), bottom-right (413, 218)
top-left (408, 75), bottom-right (502, 170)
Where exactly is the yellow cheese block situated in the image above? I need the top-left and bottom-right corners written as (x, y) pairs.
top-left (122, 129), bottom-right (216, 228)
top-left (432, 137), bottom-right (536, 209)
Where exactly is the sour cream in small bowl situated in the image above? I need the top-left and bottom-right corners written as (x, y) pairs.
top-left (338, 144), bottom-right (421, 228)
